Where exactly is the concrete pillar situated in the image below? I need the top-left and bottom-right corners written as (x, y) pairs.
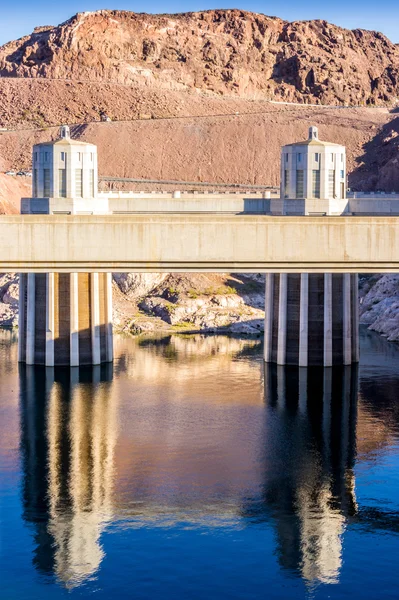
top-left (263, 272), bottom-right (358, 368)
top-left (70, 273), bottom-right (79, 367)
top-left (351, 274), bottom-right (360, 363)
top-left (299, 274), bottom-right (309, 367)
top-left (26, 274), bottom-right (36, 366)
top-left (264, 274), bottom-right (274, 362)
top-left (105, 273), bottom-right (113, 363)
top-left (18, 274), bottom-right (26, 363)
top-left (323, 274), bottom-right (333, 367)
top-left (277, 274), bottom-right (288, 365)
top-left (90, 273), bottom-right (101, 365)
top-left (343, 273), bottom-right (352, 365)
top-left (45, 273), bottom-right (55, 367)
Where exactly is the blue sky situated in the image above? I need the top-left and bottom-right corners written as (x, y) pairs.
top-left (0, 1), bottom-right (398, 45)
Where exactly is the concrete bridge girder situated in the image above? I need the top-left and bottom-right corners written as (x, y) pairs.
top-left (0, 215), bottom-right (398, 273)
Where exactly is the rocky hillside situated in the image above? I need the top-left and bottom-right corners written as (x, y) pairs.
top-left (4, 271), bottom-right (399, 344)
top-left (0, 173), bottom-right (30, 213)
top-left (0, 273), bottom-right (265, 335)
top-left (1, 10), bottom-right (399, 191)
top-left (360, 275), bottom-right (399, 340)
top-left (1, 9), bottom-right (399, 106)
top-left (0, 105), bottom-right (395, 191)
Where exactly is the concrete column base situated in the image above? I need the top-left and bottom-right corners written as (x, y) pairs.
top-left (264, 273), bottom-right (359, 367)
top-left (18, 272), bottom-right (113, 367)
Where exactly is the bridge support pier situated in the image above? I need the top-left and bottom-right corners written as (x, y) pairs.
top-left (18, 273), bottom-right (113, 367)
top-left (264, 273), bottom-right (359, 366)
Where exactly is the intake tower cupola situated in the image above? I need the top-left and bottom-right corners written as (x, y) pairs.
top-left (31, 126), bottom-right (98, 202)
top-left (280, 125), bottom-right (347, 215)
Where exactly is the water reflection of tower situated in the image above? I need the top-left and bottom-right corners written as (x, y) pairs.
top-left (19, 364), bottom-right (117, 588)
top-left (247, 365), bottom-right (358, 586)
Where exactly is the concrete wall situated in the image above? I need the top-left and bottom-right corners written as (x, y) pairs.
top-left (348, 198), bottom-right (399, 215)
top-left (283, 199), bottom-right (349, 216)
top-left (21, 191), bottom-right (399, 217)
top-left (108, 195), bottom-right (272, 214)
top-left (1, 214), bottom-right (399, 273)
top-left (21, 196), bottom-right (109, 215)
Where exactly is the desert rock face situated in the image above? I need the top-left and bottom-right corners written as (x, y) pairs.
top-left (0, 174), bottom-right (30, 214)
top-left (0, 274), bottom-right (19, 328)
top-left (360, 275), bottom-right (399, 340)
top-left (0, 273), bottom-right (265, 336)
top-left (0, 105), bottom-right (395, 191)
top-left (1, 10), bottom-right (399, 191)
top-left (1, 10), bottom-right (399, 106)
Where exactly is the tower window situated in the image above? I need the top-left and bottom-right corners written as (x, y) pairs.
top-left (45, 152), bottom-right (49, 162)
top-left (328, 170), bottom-right (336, 197)
top-left (58, 169), bottom-right (66, 198)
top-left (89, 169), bottom-right (95, 197)
top-left (43, 169), bottom-right (50, 197)
top-left (297, 153), bottom-right (302, 163)
top-left (33, 169), bottom-right (38, 197)
top-left (296, 170), bottom-right (304, 198)
top-left (314, 153), bottom-right (320, 163)
top-left (75, 169), bottom-right (83, 197)
top-left (60, 152), bottom-right (65, 161)
top-left (312, 170), bottom-right (320, 199)
top-left (284, 170), bottom-right (289, 198)
top-left (285, 153), bottom-right (289, 163)
top-left (340, 170), bottom-right (345, 179)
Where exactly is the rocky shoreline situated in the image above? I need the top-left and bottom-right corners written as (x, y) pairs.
top-left (3, 272), bottom-right (399, 343)
top-left (359, 274), bottom-right (399, 341)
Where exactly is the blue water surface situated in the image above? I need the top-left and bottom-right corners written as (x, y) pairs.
top-left (0, 329), bottom-right (399, 599)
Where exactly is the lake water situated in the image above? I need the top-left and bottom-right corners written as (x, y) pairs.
top-left (1, 328), bottom-right (399, 599)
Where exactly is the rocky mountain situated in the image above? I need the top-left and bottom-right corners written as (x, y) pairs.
top-left (1, 10), bottom-right (399, 191)
top-left (1, 9), bottom-right (399, 106)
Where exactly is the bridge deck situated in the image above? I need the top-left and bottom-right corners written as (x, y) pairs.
top-left (0, 214), bottom-right (397, 273)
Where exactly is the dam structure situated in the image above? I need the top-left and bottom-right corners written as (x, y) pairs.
top-left (264, 127), bottom-right (359, 367)
top-left (9, 124), bottom-right (399, 368)
top-left (18, 126), bottom-right (113, 367)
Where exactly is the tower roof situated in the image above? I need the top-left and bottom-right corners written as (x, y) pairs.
top-left (284, 126), bottom-right (343, 148)
top-left (33, 125), bottom-right (96, 148)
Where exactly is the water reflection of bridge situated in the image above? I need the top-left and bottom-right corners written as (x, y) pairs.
top-left (20, 365), bottom-right (116, 588)
top-left (254, 365), bottom-right (358, 584)
top-left (17, 333), bottom-right (399, 589)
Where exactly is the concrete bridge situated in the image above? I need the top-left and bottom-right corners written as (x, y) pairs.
top-left (11, 125), bottom-right (399, 368)
top-left (0, 214), bottom-right (398, 273)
